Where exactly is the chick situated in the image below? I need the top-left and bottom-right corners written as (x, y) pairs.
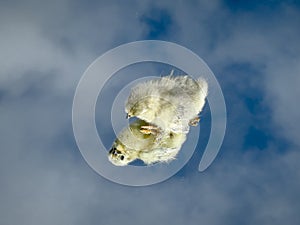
top-left (108, 119), bottom-right (187, 166)
top-left (125, 75), bottom-right (208, 135)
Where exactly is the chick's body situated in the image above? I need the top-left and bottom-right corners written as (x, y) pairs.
top-left (108, 119), bottom-right (186, 166)
top-left (125, 75), bottom-right (208, 134)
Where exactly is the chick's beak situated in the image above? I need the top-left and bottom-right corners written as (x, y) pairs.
top-left (126, 113), bottom-right (130, 119)
top-left (109, 148), bottom-right (117, 155)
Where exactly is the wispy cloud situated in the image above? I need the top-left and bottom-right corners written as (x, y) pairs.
top-left (0, 0), bottom-right (299, 225)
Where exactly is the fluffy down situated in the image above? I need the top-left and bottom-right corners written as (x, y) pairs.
top-left (108, 119), bottom-right (187, 166)
top-left (125, 75), bottom-right (208, 134)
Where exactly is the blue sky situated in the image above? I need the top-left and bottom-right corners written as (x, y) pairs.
top-left (0, 0), bottom-right (300, 224)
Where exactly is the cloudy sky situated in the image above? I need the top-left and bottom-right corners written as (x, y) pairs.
top-left (1, 0), bottom-right (300, 224)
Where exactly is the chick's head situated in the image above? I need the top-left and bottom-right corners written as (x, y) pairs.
top-left (108, 139), bottom-right (137, 166)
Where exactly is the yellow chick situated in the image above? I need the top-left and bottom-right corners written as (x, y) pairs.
top-left (125, 75), bottom-right (208, 135)
top-left (108, 119), bottom-right (187, 166)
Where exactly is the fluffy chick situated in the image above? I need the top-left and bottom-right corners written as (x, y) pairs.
top-left (125, 75), bottom-right (208, 135)
top-left (108, 119), bottom-right (186, 166)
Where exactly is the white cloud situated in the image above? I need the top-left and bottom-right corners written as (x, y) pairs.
top-left (0, 0), bottom-right (300, 225)
top-left (264, 58), bottom-right (300, 146)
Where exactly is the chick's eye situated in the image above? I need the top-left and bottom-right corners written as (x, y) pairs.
top-left (120, 155), bottom-right (124, 160)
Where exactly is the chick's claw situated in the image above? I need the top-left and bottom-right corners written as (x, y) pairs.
top-left (189, 116), bottom-right (200, 126)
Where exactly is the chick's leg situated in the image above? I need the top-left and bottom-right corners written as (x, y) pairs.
top-left (189, 116), bottom-right (200, 126)
top-left (140, 125), bottom-right (160, 135)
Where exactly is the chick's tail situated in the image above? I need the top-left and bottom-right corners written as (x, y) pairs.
top-left (139, 147), bottom-right (180, 165)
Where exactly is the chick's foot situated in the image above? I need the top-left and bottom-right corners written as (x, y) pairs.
top-left (189, 116), bottom-right (200, 126)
